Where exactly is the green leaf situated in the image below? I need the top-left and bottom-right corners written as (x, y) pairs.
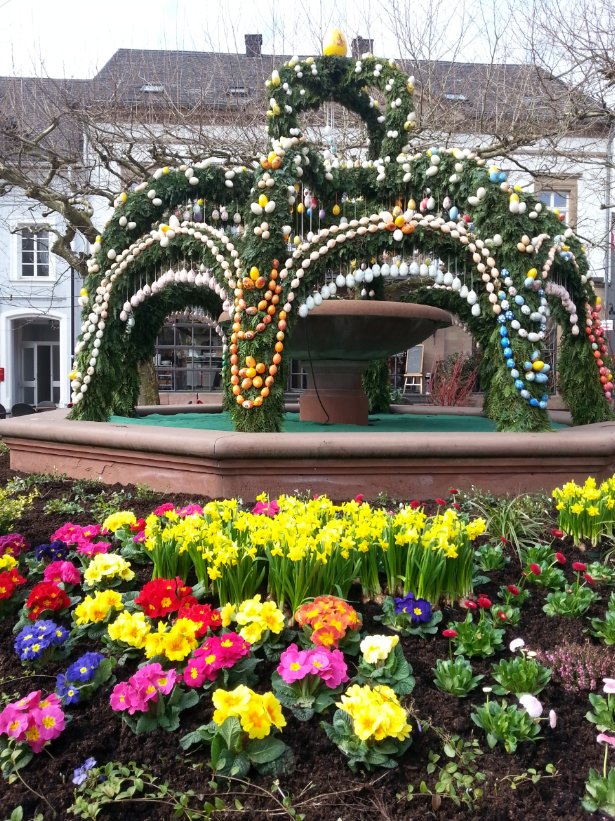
top-left (245, 737), bottom-right (287, 764)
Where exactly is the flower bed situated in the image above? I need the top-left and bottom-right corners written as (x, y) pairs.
top-left (0, 453), bottom-right (613, 820)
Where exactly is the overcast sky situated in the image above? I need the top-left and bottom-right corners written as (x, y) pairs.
top-left (0, 0), bottom-right (515, 78)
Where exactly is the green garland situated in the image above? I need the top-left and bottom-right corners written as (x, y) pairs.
top-left (68, 52), bottom-right (613, 433)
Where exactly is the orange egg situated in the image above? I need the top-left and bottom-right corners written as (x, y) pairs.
top-left (245, 356), bottom-right (256, 368)
top-left (241, 378), bottom-right (253, 390)
top-left (256, 362), bottom-right (266, 374)
top-left (265, 375), bottom-right (274, 386)
top-left (232, 385), bottom-right (241, 396)
top-left (267, 305), bottom-right (276, 315)
top-left (271, 295), bottom-right (280, 305)
top-left (278, 320), bottom-right (287, 331)
top-left (255, 276), bottom-right (266, 289)
top-left (274, 342), bottom-right (284, 353)
top-left (258, 300), bottom-right (268, 312)
top-left (261, 387), bottom-right (270, 397)
top-left (269, 365), bottom-right (278, 376)
top-left (252, 375), bottom-right (263, 388)
top-left (279, 310), bottom-right (287, 321)
top-left (263, 315), bottom-right (272, 325)
top-left (235, 395), bottom-right (244, 405)
top-left (273, 353), bottom-right (282, 365)
top-left (253, 396), bottom-right (263, 406)
top-left (230, 354), bottom-right (238, 365)
top-left (230, 375), bottom-right (239, 385)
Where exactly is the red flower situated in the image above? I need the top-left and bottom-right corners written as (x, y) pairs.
top-left (583, 573), bottom-right (596, 586)
top-left (464, 600), bottom-right (478, 610)
top-left (153, 503), bottom-right (175, 516)
top-left (129, 518), bottom-right (146, 533)
top-left (353, 494), bottom-right (365, 504)
top-left (497, 610), bottom-right (508, 621)
top-left (572, 561), bottom-right (587, 572)
top-left (477, 595), bottom-right (492, 609)
top-left (529, 563), bottom-right (542, 576)
top-left (452, 503), bottom-right (461, 510)
top-left (409, 500), bottom-right (421, 509)
top-left (26, 581), bottom-right (70, 620)
top-left (500, 537), bottom-right (510, 545)
top-left (434, 498), bottom-right (447, 506)
top-left (442, 629), bottom-right (458, 638)
top-left (135, 577), bottom-right (196, 618)
top-left (0, 569), bottom-right (26, 600)
top-left (551, 528), bottom-right (565, 539)
top-left (555, 552), bottom-right (567, 565)
top-left (507, 584), bottom-right (520, 596)
top-left (176, 603), bottom-right (222, 638)
top-left (448, 488), bottom-right (459, 495)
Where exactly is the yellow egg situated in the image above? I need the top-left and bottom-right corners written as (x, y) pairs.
top-left (249, 266), bottom-right (260, 281)
top-left (323, 28), bottom-right (348, 57)
top-left (332, 204), bottom-right (341, 216)
top-left (297, 203), bottom-right (304, 214)
top-left (258, 194), bottom-right (269, 208)
top-left (79, 288), bottom-right (88, 297)
top-left (394, 214), bottom-right (405, 227)
top-left (532, 360), bottom-right (545, 371)
top-left (408, 199), bottom-right (416, 210)
top-left (527, 268), bottom-right (537, 279)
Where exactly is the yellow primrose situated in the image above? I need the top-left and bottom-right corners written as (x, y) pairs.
top-left (360, 634), bottom-right (399, 665)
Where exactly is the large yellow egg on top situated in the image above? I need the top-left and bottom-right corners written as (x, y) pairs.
top-left (323, 29), bottom-right (348, 57)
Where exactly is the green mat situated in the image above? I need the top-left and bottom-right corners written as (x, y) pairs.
top-left (109, 411), bottom-right (567, 433)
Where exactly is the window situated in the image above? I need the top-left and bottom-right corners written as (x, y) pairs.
top-left (154, 315), bottom-right (224, 392)
top-left (20, 228), bottom-right (50, 278)
top-left (534, 177), bottom-right (577, 228)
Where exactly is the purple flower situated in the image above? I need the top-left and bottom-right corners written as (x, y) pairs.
top-left (34, 540), bottom-right (69, 562)
top-left (72, 757), bottom-right (97, 785)
top-left (394, 593), bottom-right (432, 623)
top-left (56, 673), bottom-right (80, 705)
top-left (66, 652), bottom-right (105, 683)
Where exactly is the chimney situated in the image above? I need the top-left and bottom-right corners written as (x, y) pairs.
top-left (351, 37), bottom-right (374, 58)
top-left (245, 34), bottom-right (263, 57)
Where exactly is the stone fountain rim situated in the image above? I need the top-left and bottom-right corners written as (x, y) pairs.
top-left (301, 300), bottom-right (452, 322)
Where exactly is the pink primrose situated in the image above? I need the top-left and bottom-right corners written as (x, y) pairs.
top-left (0, 704), bottom-right (29, 739)
top-left (43, 561), bottom-right (81, 586)
top-left (251, 500), bottom-right (280, 517)
top-left (0, 533), bottom-right (29, 558)
top-left (277, 643), bottom-right (311, 683)
top-left (80, 524), bottom-right (101, 540)
top-left (308, 647), bottom-right (348, 689)
top-left (49, 523), bottom-right (85, 545)
top-left (216, 633), bottom-right (251, 666)
top-left (76, 540), bottom-right (110, 556)
top-left (110, 682), bottom-right (135, 713)
top-left (15, 691), bottom-right (41, 711)
top-left (603, 678), bottom-right (615, 695)
top-left (183, 656), bottom-right (217, 688)
top-left (154, 668), bottom-right (177, 695)
top-left (597, 732), bottom-right (615, 747)
top-left (35, 705), bottom-right (65, 741)
top-left (154, 503), bottom-right (175, 516)
top-left (177, 504), bottom-right (204, 518)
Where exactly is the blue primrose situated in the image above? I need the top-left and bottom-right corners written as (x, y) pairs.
top-left (66, 652), bottom-right (105, 683)
top-left (34, 540), bottom-right (69, 561)
top-left (56, 673), bottom-right (81, 705)
top-left (394, 593), bottom-right (432, 623)
top-left (72, 757), bottom-right (97, 786)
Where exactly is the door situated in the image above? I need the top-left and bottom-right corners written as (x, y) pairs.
top-left (22, 343), bottom-right (60, 405)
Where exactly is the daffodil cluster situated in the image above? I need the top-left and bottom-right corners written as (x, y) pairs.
top-left (553, 475), bottom-right (615, 545)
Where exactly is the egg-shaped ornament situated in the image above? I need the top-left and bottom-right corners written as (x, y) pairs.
top-left (323, 29), bottom-right (348, 57)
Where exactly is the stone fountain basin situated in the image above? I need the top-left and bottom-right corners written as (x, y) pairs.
top-left (287, 300), bottom-right (452, 360)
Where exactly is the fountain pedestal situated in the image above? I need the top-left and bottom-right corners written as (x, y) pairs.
top-left (287, 300), bottom-right (452, 425)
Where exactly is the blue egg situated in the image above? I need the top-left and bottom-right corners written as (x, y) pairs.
top-left (531, 351), bottom-right (540, 361)
top-left (539, 400), bottom-right (548, 409)
top-left (541, 394), bottom-right (549, 402)
top-left (514, 295), bottom-right (525, 305)
top-left (501, 336), bottom-right (510, 346)
top-left (504, 347), bottom-right (513, 357)
top-left (501, 268), bottom-right (509, 276)
top-left (524, 278), bottom-right (535, 289)
top-left (511, 369), bottom-right (519, 378)
top-left (523, 361), bottom-right (533, 370)
top-left (507, 358), bottom-right (516, 368)
top-left (529, 397), bottom-right (539, 407)
top-left (499, 326), bottom-right (508, 336)
top-left (515, 379), bottom-right (524, 389)
top-left (535, 373), bottom-right (549, 383)
top-left (498, 291), bottom-right (506, 300)
top-left (489, 171), bottom-right (498, 182)
top-left (542, 364), bottom-right (551, 373)
top-left (449, 206), bottom-right (459, 219)
top-left (505, 311), bottom-right (514, 320)
top-left (306, 208), bottom-right (312, 217)
top-left (498, 171), bottom-right (507, 182)
top-left (497, 315), bottom-right (506, 324)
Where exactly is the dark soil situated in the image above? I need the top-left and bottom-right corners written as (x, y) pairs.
top-left (0, 449), bottom-right (613, 821)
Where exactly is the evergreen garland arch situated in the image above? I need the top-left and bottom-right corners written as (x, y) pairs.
top-left (70, 51), bottom-right (614, 432)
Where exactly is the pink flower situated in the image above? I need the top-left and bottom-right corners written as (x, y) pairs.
top-left (110, 682), bottom-right (135, 713)
top-left (49, 523), bottom-right (85, 545)
top-left (154, 503), bottom-right (175, 516)
top-left (0, 704), bottom-right (29, 738)
top-left (77, 540), bottom-right (110, 556)
top-left (251, 499), bottom-right (280, 517)
top-left (597, 733), bottom-right (615, 747)
top-left (442, 629), bottom-right (458, 638)
top-left (584, 573), bottom-right (596, 586)
top-left (549, 709), bottom-right (557, 728)
top-left (216, 633), bottom-right (251, 666)
top-left (36, 705), bottom-right (65, 740)
top-left (306, 647), bottom-right (348, 689)
top-left (519, 694), bottom-right (543, 718)
top-left (177, 504), bottom-right (204, 518)
top-left (43, 561), bottom-right (81, 586)
top-left (603, 678), bottom-right (615, 694)
top-left (183, 656), bottom-right (216, 688)
top-left (277, 643), bottom-right (311, 683)
top-left (0, 533), bottom-right (29, 558)
top-left (464, 600), bottom-right (478, 611)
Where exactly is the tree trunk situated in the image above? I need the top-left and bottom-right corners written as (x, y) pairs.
top-left (137, 360), bottom-right (160, 406)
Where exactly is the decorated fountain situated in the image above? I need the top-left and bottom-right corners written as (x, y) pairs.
top-left (1, 31), bottom-right (614, 497)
